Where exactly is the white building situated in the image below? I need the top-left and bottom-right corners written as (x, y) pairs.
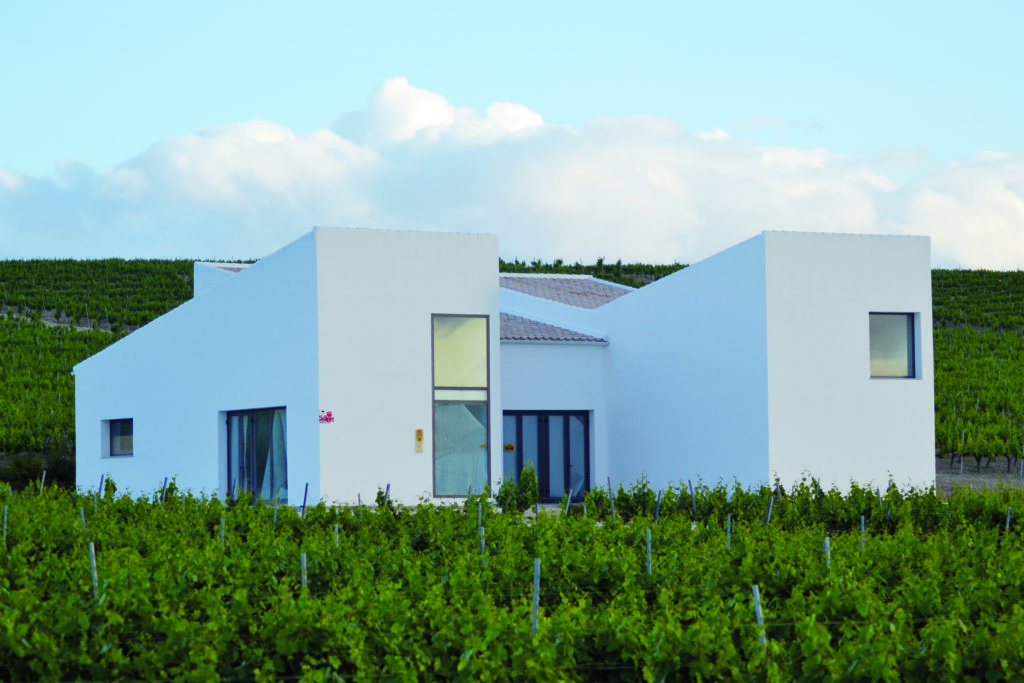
top-left (75, 228), bottom-right (934, 503)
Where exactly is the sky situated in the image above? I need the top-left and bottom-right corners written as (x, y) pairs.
top-left (1, 1), bottom-right (1023, 267)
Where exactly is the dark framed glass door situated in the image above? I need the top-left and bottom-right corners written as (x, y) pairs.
top-left (227, 407), bottom-right (288, 502)
top-left (502, 411), bottom-right (590, 502)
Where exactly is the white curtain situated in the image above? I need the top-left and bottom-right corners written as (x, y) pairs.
top-left (256, 408), bottom-right (288, 502)
top-left (434, 403), bottom-right (487, 496)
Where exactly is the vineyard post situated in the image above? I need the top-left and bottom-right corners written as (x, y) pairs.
top-left (88, 542), bottom-right (99, 601)
top-left (220, 517), bottom-right (225, 548)
top-left (564, 493), bottom-right (571, 517)
top-left (752, 584), bottom-right (766, 651)
top-left (688, 480), bottom-right (697, 517)
top-left (273, 499), bottom-right (278, 529)
top-left (479, 526), bottom-right (486, 568)
top-left (39, 470), bottom-right (46, 493)
top-left (93, 492), bottom-right (98, 515)
top-left (654, 490), bottom-right (662, 523)
top-left (80, 507), bottom-right (86, 536)
top-left (384, 483), bottom-right (390, 504)
top-left (607, 477), bottom-right (615, 520)
top-left (764, 497), bottom-right (773, 526)
top-left (1006, 506), bottom-right (1012, 533)
top-left (357, 493), bottom-right (363, 520)
top-left (301, 552), bottom-right (307, 589)
top-left (726, 514), bottom-right (731, 551)
top-left (646, 528), bottom-right (652, 576)
top-left (532, 558), bottom-right (541, 636)
top-left (334, 523), bottom-right (339, 547)
top-left (160, 477), bottom-right (167, 503)
top-left (99, 474), bottom-right (104, 496)
top-left (479, 499), bottom-right (484, 527)
top-left (301, 483), bottom-right (309, 519)
top-left (824, 536), bottom-right (831, 573)
top-left (860, 516), bottom-right (865, 552)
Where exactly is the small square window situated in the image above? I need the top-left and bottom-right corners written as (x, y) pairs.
top-left (869, 313), bottom-right (915, 378)
top-left (109, 418), bottom-right (133, 456)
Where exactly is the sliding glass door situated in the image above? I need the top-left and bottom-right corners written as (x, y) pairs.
top-left (227, 407), bottom-right (287, 502)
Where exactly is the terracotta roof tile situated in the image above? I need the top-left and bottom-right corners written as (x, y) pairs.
top-left (499, 274), bottom-right (632, 309)
top-left (500, 312), bottom-right (606, 343)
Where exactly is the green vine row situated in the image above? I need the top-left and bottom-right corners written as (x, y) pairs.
top-left (1, 480), bottom-right (1023, 680)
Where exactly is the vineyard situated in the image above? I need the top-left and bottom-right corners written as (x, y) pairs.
top-left (932, 270), bottom-right (1024, 468)
top-left (3, 479), bottom-right (1024, 680)
top-left (0, 259), bottom-right (193, 330)
top-left (1, 259), bottom-right (1023, 478)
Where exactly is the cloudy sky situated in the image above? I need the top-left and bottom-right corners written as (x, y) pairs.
top-left (2, 1), bottom-right (1023, 267)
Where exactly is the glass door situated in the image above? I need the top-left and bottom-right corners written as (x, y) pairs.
top-left (502, 411), bottom-right (590, 502)
top-left (227, 407), bottom-right (288, 502)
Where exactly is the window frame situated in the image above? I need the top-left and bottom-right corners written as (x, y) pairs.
top-left (107, 418), bottom-right (134, 457)
top-left (431, 313), bottom-right (490, 498)
top-left (868, 312), bottom-right (917, 379)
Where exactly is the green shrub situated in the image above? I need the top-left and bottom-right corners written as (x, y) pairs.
top-left (495, 462), bottom-right (539, 513)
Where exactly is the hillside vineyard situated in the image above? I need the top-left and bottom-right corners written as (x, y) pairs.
top-left (1, 260), bottom-right (1022, 466)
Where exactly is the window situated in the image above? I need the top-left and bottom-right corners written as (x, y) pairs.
top-left (432, 314), bottom-right (489, 496)
top-left (227, 407), bottom-right (288, 502)
top-left (869, 313), bottom-right (915, 378)
top-left (108, 418), bottom-right (133, 456)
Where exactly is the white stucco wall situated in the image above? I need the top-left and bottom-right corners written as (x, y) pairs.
top-left (596, 234), bottom-right (771, 490)
top-left (499, 341), bottom-right (609, 488)
top-left (314, 228), bottom-right (500, 505)
top-left (75, 233), bottom-right (320, 498)
top-left (764, 232), bottom-right (934, 489)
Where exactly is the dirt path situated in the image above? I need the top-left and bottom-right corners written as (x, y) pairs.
top-left (935, 456), bottom-right (1024, 496)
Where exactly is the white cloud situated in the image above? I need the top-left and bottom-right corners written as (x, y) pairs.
top-left (695, 127), bottom-right (730, 141)
top-left (0, 169), bottom-right (22, 191)
top-left (1, 79), bottom-right (1023, 268)
top-left (895, 154), bottom-right (1024, 268)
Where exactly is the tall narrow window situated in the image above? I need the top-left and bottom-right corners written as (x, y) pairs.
top-left (227, 407), bottom-right (288, 501)
top-left (109, 419), bottom-right (133, 456)
top-left (432, 315), bottom-right (489, 496)
top-left (869, 313), bottom-right (915, 378)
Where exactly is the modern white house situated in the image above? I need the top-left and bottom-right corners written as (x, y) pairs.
top-left (74, 227), bottom-right (935, 504)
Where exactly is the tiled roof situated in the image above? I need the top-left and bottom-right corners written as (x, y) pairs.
top-left (500, 312), bottom-right (607, 343)
top-left (499, 274), bottom-right (632, 309)
top-left (196, 262), bottom-right (250, 273)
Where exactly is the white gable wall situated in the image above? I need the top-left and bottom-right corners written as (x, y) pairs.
top-left (597, 234), bottom-right (771, 490)
top-left (499, 289), bottom-right (608, 339)
top-left (314, 228), bottom-right (501, 505)
top-left (74, 232), bottom-right (320, 498)
top-left (764, 232), bottom-right (934, 489)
